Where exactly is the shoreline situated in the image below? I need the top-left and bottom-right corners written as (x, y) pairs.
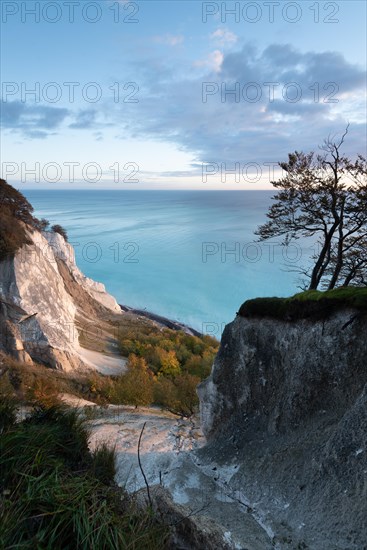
top-left (119, 304), bottom-right (202, 337)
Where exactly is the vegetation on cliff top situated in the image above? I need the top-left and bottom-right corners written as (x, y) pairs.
top-left (239, 287), bottom-right (367, 320)
top-left (0, 179), bottom-right (68, 259)
top-left (0, 179), bottom-right (34, 259)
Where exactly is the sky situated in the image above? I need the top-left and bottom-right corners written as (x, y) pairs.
top-left (1, 0), bottom-right (366, 189)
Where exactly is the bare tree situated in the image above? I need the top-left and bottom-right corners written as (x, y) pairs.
top-left (256, 127), bottom-right (367, 290)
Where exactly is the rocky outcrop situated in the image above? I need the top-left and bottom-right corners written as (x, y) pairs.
top-left (198, 309), bottom-right (367, 549)
top-left (136, 485), bottom-right (234, 550)
top-left (0, 228), bottom-right (122, 371)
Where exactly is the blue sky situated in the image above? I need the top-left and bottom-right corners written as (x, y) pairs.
top-left (1, 0), bottom-right (366, 189)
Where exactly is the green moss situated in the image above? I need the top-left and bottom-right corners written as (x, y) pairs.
top-left (239, 287), bottom-right (367, 321)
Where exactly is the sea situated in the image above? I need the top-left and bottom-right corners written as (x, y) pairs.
top-left (24, 190), bottom-right (313, 337)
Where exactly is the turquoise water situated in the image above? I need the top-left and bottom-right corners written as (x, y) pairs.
top-left (25, 190), bottom-right (311, 335)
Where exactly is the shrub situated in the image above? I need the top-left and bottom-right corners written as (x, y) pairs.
top-left (51, 224), bottom-right (68, 241)
top-left (184, 352), bottom-right (213, 379)
top-left (173, 373), bottom-right (201, 416)
top-left (117, 323), bottom-right (219, 381)
top-left (156, 348), bottom-right (181, 377)
top-left (115, 322), bottom-right (219, 413)
top-left (0, 205), bottom-right (31, 260)
top-left (0, 352), bottom-right (118, 407)
top-left (27, 377), bottom-right (61, 409)
top-left (0, 179), bottom-right (35, 225)
top-left (175, 343), bottom-right (192, 364)
top-left (87, 372), bottom-right (114, 404)
top-left (153, 373), bottom-right (200, 416)
top-left (0, 179), bottom-right (45, 259)
top-left (37, 218), bottom-right (50, 231)
top-left (154, 376), bottom-right (178, 412)
top-left (112, 355), bottom-right (154, 407)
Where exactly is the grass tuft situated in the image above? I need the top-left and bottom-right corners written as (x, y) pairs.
top-left (0, 402), bottom-right (169, 549)
top-left (0, 396), bottom-right (17, 434)
top-left (91, 441), bottom-right (116, 485)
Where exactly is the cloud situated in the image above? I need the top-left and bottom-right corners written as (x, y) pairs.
top-left (24, 130), bottom-right (56, 140)
top-left (1, 102), bottom-right (113, 138)
top-left (153, 34), bottom-right (184, 47)
top-left (114, 43), bottom-right (366, 168)
top-left (221, 44), bottom-right (366, 95)
top-left (210, 28), bottom-right (237, 46)
top-left (193, 50), bottom-right (224, 73)
top-left (2, 42), bottom-right (365, 167)
top-left (1, 101), bottom-right (69, 138)
top-left (266, 100), bottom-right (328, 116)
top-left (69, 109), bottom-right (97, 129)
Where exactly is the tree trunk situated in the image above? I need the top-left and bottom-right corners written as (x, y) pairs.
top-left (328, 200), bottom-right (345, 290)
top-left (309, 224), bottom-right (339, 290)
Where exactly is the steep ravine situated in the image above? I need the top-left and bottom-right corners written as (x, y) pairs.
top-left (88, 404), bottom-right (276, 549)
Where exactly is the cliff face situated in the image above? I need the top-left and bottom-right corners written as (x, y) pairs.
top-left (198, 310), bottom-right (367, 550)
top-left (42, 231), bottom-right (121, 314)
top-left (0, 228), bottom-right (121, 371)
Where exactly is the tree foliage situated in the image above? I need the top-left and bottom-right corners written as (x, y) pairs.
top-left (154, 373), bottom-right (200, 416)
top-left (113, 354), bottom-right (154, 407)
top-left (0, 179), bottom-right (35, 226)
top-left (116, 323), bottom-right (218, 413)
top-left (0, 179), bottom-right (53, 258)
top-left (256, 128), bottom-right (367, 290)
top-left (0, 179), bottom-right (35, 259)
top-left (0, 206), bottom-right (31, 260)
top-left (51, 224), bottom-right (68, 242)
top-left (38, 218), bottom-right (50, 231)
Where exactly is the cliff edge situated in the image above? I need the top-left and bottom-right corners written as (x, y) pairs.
top-left (0, 226), bottom-right (122, 371)
top-left (198, 300), bottom-right (367, 549)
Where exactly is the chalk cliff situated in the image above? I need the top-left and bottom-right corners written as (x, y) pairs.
top-left (0, 227), bottom-right (121, 371)
top-left (198, 307), bottom-right (367, 549)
